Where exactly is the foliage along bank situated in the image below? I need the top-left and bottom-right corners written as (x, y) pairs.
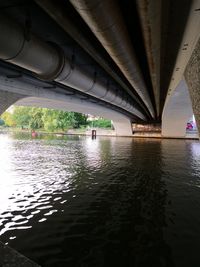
top-left (0, 106), bottom-right (112, 131)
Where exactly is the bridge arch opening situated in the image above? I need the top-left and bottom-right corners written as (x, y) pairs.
top-left (0, 92), bottom-right (133, 136)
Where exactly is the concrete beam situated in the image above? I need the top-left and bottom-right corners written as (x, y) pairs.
top-left (162, 79), bottom-right (194, 138)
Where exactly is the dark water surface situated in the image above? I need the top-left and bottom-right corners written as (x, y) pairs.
top-left (0, 132), bottom-right (200, 267)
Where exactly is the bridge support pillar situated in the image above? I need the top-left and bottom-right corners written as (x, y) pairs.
top-left (185, 37), bottom-right (200, 137)
top-left (162, 80), bottom-right (193, 138)
top-left (112, 118), bottom-right (133, 136)
top-left (0, 90), bottom-right (25, 115)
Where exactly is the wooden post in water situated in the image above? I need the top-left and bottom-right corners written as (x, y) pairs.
top-left (91, 129), bottom-right (96, 139)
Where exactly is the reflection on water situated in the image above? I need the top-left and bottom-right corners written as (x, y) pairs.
top-left (0, 132), bottom-right (200, 266)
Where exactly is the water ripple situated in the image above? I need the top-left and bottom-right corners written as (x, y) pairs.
top-left (1, 133), bottom-right (200, 267)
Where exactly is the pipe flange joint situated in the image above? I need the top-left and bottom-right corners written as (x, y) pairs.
top-left (34, 42), bottom-right (65, 81)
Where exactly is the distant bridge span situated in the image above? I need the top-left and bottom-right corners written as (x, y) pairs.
top-left (0, 71), bottom-right (133, 136)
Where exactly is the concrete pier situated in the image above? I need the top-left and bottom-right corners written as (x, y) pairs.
top-left (185, 36), bottom-right (200, 137)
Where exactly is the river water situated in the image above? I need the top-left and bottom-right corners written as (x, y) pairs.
top-left (0, 132), bottom-right (200, 267)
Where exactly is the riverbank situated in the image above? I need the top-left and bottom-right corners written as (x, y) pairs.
top-left (0, 127), bottom-right (198, 139)
top-left (132, 131), bottom-right (199, 139)
top-left (0, 127), bottom-right (116, 136)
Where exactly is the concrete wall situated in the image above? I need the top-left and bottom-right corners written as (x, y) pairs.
top-left (162, 79), bottom-right (194, 138)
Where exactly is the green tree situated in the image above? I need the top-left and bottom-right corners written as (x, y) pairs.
top-left (12, 106), bottom-right (31, 128)
top-left (42, 109), bottom-right (60, 131)
top-left (29, 108), bottom-right (44, 130)
top-left (74, 112), bottom-right (87, 128)
top-left (1, 106), bottom-right (88, 131)
top-left (1, 111), bottom-right (16, 127)
top-left (89, 118), bottom-right (112, 128)
top-left (42, 110), bottom-right (87, 131)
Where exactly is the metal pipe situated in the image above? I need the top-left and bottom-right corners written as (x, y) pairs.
top-left (0, 16), bottom-right (64, 81)
top-left (0, 15), bottom-right (145, 120)
top-left (35, 0), bottom-right (149, 118)
top-left (55, 60), bottom-right (144, 118)
top-left (69, 0), bottom-right (155, 118)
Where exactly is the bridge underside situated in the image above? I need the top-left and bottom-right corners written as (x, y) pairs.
top-left (0, 0), bottom-right (200, 138)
